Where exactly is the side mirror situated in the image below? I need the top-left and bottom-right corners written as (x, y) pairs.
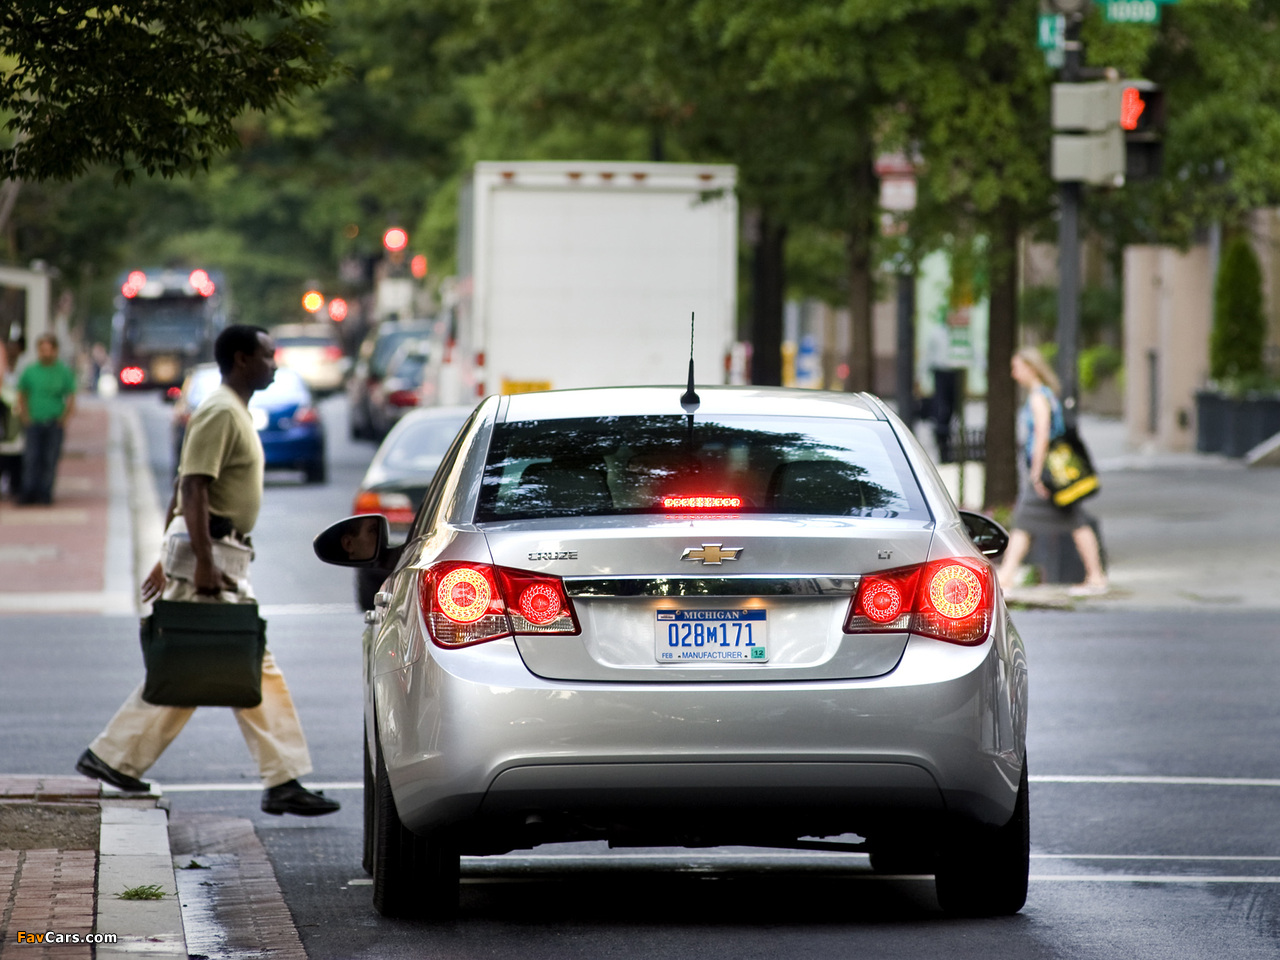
top-left (960, 510), bottom-right (1010, 558)
top-left (314, 514), bottom-right (392, 567)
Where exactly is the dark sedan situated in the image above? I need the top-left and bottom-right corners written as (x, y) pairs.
top-left (351, 405), bottom-right (475, 607)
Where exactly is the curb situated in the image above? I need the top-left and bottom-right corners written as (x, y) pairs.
top-left (96, 796), bottom-right (185, 959)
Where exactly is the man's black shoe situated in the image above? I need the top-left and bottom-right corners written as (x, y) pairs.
top-left (262, 780), bottom-right (341, 817)
top-left (75, 749), bottom-right (152, 793)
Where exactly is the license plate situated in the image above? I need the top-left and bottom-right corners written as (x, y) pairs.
top-left (655, 609), bottom-right (768, 663)
top-left (152, 356), bottom-right (179, 382)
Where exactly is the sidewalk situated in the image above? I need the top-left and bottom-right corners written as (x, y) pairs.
top-left (1, 398), bottom-right (184, 958)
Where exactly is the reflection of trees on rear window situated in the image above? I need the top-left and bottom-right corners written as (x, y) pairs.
top-left (476, 416), bottom-right (927, 522)
top-left (384, 420), bottom-right (469, 469)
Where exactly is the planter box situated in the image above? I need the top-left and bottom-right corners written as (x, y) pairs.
top-left (1198, 390), bottom-right (1280, 457)
top-left (1195, 391), bottom-right (1225, 453)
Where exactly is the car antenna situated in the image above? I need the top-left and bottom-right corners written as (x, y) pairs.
top-left (680, 312), bottom-right (700, 413)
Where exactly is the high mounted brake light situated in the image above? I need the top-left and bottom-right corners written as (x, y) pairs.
top-left (419, 562), bottom-right (579, 648)
top-left (845, 557), bottom-right (994, 646)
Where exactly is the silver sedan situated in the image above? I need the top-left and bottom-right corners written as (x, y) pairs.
top-left (315, 386), bottom-right (1027, 920)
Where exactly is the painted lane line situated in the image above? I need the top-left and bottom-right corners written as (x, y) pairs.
top-left (1032, 775), bottom-right (1280, 788)
top-left (158, 776), bottom-right (1280, 794)
top-left (1030, 875), bottom-right (1280, 884)
top-left (159, 781), bottom-right (363, 793)
top-left (1033, 854), bottom-right (1280, 862)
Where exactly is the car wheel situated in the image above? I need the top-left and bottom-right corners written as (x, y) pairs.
top-left (934, 758), bottom-right (1029, 917)
top-left (372, 730), bottom-right (460, 919)
top-left (362, 726), bottom-right (374, 875)
top-left (304, 459), bottom-right (327, 484)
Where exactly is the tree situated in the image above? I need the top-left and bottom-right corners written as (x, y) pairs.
top-left (1, 0), bottom-right (334, 183)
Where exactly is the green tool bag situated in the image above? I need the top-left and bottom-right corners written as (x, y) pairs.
top-left (140, 600), bottom-right (267, 708)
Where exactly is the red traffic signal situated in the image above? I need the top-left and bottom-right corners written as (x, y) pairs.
top-left (383, 227), bottom-right (409, 253)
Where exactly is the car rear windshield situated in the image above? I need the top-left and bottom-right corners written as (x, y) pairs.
top-left (475, 415), bottom-right (929, 522)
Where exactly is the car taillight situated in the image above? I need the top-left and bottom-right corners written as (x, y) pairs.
top-left (324, 345), bottom-right (344, 362)
top-left (495, 567), bottom-right (578, 633)
top-left (419, 562), bottom-right (578, 649)
top-left (293, 405), bottom-right (320, 424)
top-left (120, 367), bottom-right (145, 386)
top-left (845, 557), bottom-right (993, 646)
top-left (353, 490), bottom-right (415, 526)
top-left (388, 389), bottom-right (419, 407)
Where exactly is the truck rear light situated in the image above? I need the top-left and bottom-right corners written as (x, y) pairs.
top-left (387, 390), bottom-right (419, 407)
top-left (845, 557), bottom-right (993, 646)
top-left (419, 562), bottom-right (578, 648)
top-left (120, 367), bottom-right (145, 385)
top-left (323, 345), bottom-right (344, 362)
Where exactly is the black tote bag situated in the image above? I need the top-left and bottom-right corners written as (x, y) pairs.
top-left (140, 600), bottom-right (266, 708)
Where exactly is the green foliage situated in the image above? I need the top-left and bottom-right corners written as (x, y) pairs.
top-left (1017, 284), bottom-right (1121, 344)
top-left (1211, 234), bottom-right (1266, 381)
top-left (1079, 343), bottom-right (1123, 392)
top-left (118, 884), bottom-right (166, 901)
top-left (0, 1), bottom-right (335, 183)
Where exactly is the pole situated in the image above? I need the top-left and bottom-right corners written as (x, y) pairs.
top-left (895, 268), bottom-right (916, 431)
top-left (1057, 180), bottom-right (1081, 428)
top-left (1056, 12), bottom-right (1083, 429)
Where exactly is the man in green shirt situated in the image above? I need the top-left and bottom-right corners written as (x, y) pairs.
top-left (16, 333), bottom-right (77, 505)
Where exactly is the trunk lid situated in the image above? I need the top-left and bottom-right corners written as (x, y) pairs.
top-left (483, 516), bottom-right (934, 683)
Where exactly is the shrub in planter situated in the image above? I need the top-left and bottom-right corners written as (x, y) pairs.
top-left (1210, 236), bottom-right (1265, 382)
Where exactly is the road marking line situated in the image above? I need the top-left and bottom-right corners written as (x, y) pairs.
top-left (159, 777), bottom-right (1280, 794)
top-left (1032, 775), bottom-right (1280, 788)
top-left (1033, 854), bottom-right (1280, 862)
top-left (1030, 875), bottom-right (1280, 884)
top-left (257, 604), bottom-right (363, 616)
top-left (159, 781), bottom-right (363, 793)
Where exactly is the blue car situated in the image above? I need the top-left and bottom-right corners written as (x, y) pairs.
top-left (172, 363), bottom-right (327, 483)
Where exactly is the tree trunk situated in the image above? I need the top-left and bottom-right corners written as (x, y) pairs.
top-left (844, 144), bottom-right (877, 393)
top-left (984, 206), bottom-right (1020, 509)
top-left (751, 214), bottom-right (787, 386)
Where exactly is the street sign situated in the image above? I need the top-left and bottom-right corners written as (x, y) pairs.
top-left (1038, 13), bottom-right (1066, 50)
top-left (1096, 0), bottom-right (1178, 24)
top-left (1104, 1), bottom-right (1159, 23)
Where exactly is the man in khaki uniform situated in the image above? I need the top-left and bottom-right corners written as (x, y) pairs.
top-left (77, 325), bottom-right (339, 816)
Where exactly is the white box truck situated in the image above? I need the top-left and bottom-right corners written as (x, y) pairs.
top-left (441, 161), bottom-right (738, 402)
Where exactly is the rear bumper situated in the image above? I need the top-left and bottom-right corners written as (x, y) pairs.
top-left (374, 615), bottom-right (1026, 844)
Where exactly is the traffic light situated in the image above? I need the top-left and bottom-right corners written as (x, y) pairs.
top-left (1051, 78), bottom-right (1164, 185)
top-left (1120, 81), bottom-right (1164, 180)
top-left (1052, 81), bottom-right (1124, 185)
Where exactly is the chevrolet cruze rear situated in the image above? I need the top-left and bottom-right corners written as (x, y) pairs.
top-left (315, 386), bottom-right (1028, 920)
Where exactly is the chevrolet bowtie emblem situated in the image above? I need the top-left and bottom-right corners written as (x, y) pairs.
top-left (681, 544), bottom-right (742, 565)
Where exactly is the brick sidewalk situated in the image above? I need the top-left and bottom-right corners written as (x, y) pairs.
top-left (0, 777), bottom-right (100, 960)
top-left (0, 399), bottom-right (109, 596)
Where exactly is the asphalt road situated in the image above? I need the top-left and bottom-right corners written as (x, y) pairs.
top-left (1, 394), bottom-right (1276, 958)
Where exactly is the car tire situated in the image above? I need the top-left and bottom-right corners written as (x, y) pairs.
top-left (304, 459), bottom-right (327, 484)
top-left (372, 731), bottom-right (460, 920)
top-left (934, 758), bottom-right (1029, 917)
top-left (362, 727), bottom-right (374, 876)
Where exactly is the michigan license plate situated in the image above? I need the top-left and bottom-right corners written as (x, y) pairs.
top-left (655, 609), bottom-right (768, 662)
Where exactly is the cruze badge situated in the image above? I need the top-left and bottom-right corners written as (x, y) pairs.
top-left (681, 544), bottom-right (742, 565)
top-left (528, 551), bottom-right (577, 561)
